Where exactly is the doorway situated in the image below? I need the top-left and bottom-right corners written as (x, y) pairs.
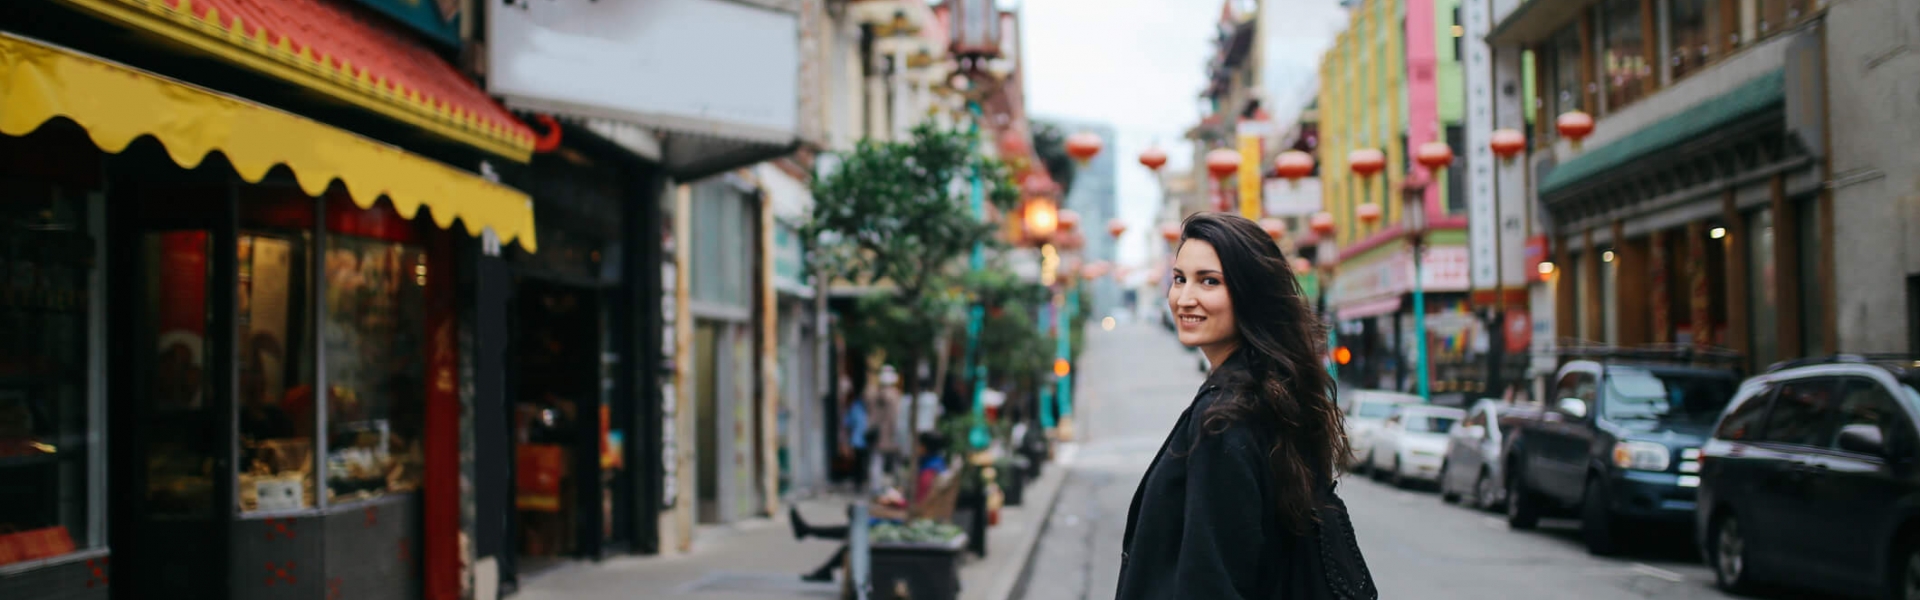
top-left (509, 278), bottom-right (600, 576)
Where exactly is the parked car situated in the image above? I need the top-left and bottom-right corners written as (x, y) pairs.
top-left (1342, 390), bottom-right (1422, 473)
top-left (1438, 399), bottom-right (1541, 511)
top-left (1696, 355), bottom-right (1920, 598)
top-left (1366, 404), bottom-right (1465, 488)
top-left (1503, 355), bottom-right (1741, 555)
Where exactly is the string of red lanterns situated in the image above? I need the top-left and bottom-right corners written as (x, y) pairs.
top-left (1274, 150), bottom-right (1314, 186)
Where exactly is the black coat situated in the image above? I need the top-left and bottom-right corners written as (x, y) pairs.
top-left (1115, 352), bottom-right (1331, 600)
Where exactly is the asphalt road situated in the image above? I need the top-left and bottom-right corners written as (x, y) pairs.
top-left (1016, 321), bottom-right (1840, 600)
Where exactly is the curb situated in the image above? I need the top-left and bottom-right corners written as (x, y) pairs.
top-left (981, 449), bottom-right (1075, 600)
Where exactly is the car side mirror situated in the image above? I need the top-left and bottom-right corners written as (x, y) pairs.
top-left (1556, 398), bottom-right (1588, 420)
top-left (1838, 424), bottom-right (1886, 456)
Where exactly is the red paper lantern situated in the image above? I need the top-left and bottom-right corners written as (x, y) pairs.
top-left (1490, 128), bottom-right (1526, 161)
top-left (1159, 222), bottom-right (1182, 243)
top-left (1138, 147), bottom-right (1168, 171)
top-left (1057, 209), bottom-right (1080, 233)
top-left (1258, 217), bottom-right (1286, 241)
top-left (1356, 203), bottom-right (1382, 225)
top-left (1309, 212), bottom-right (1336, 236)
top-left (1415, 141), bottom-right (1454, 171)
top-left (1556, 111), bottom-right (1595, 145)
top-left (1205, 148), bottom-right (1241, 180)
top-left (1274, 150), bottom-right (1314, 182)
top-left (1066, 132), bottom-right (1104, 163)
top-left (1107, 218), bottom-right (1127, 239)
top-left (1348, 149), bottom-right (1385, 177)
top-left (1291, 257), bottom-right (1312, 274)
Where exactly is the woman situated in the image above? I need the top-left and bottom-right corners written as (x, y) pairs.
top-left (1115, 212), bottom-right (1375, 600)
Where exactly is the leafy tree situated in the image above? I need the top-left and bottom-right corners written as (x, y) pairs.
top-left (798, 122), bottom-right (1021, 448)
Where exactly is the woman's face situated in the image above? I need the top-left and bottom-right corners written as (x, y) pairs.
top-left (1168, 239), bottom-right (1240, 353)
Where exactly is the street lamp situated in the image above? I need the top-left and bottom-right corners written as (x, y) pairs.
top-left (1402, 171), bottom-right (1431, 403)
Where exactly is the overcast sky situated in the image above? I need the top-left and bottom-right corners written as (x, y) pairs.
top-left (1021, 0), bottom-right (1348, 269)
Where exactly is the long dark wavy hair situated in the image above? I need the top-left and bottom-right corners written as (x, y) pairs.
top-left (1179, 212), bottom-right (1350, 534)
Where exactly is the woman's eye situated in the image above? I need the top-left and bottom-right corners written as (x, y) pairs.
top-left (1172, 275), bottom-right (1186, 284)
top-left (1202, 277), bottom-right (1221, 286)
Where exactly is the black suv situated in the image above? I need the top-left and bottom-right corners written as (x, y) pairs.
top-left (1503, 351), bottom-right (1742, 555)
top-left (1697, 356), bottom-right (1920, 598)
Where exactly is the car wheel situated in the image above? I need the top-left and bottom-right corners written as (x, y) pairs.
top-left (1390, 457), bottom-right (1408, 489)
top-left (1582, 475), bottom-right (1623, 556)
top-left (1713, 512), bottom-right (1758, 595)
top-left (1439, 462), bottom-right (1460, 503)
top-left (1506, 471), bottom-right (1539, 530)
top-left (1475, 468), bottom-right (1502, 512)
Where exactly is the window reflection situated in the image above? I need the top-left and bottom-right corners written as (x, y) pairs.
top-left (1600, 0), bottom-right (1651, 111)
top-left (324, 235), bottom-right (426, 504)
top-left (237, 232), bottom-right (316, 513)
top-left (1668, 0), bottom-right (1714, 81)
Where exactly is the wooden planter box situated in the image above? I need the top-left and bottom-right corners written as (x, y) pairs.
top-left (866, 534), bottom-right (968, 600)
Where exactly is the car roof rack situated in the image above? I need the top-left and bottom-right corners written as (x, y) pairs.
top-left (1763, 353), bottom-right (1920, 374)
top-left (1548, 340), bottom-right (1744, 369)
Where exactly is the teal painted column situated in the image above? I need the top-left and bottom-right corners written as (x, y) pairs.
top-left (1413, 245), bottom-right (1431, 403)
top-left (964, 103), bottom-right (991, 450)
top-left (1055, 284), bottom-right (1078, 419)
top-left (1038, 303), bottom-right (1056, 429)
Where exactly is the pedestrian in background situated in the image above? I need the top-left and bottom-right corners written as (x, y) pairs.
top-left (1115, 212), bottom-right (1377, 600)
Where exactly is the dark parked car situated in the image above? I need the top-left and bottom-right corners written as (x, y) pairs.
top-left (1438, 399), bottom-right (1541, 511)
top-left (1697, 355), bottom-right (1920, 598)
top-left (1503, 355), bottom-right (1741, 555)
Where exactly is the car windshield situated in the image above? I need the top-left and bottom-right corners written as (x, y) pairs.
top-left (1601, 368), bottom-right (1736, 423)
top-left (1356, 402), bottom-right (1398, 418)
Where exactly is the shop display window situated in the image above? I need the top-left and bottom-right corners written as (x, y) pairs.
top-left (1668, 0), bottom-right (1714, 82)
top-left (236, 230), bottom-right (316, 512)
top-left (0, 178), bottom-right (97, 565)
top-left (1599, 0), bottom-right (1652, 112)
top-left (324, 233), bottom-right (427, 504)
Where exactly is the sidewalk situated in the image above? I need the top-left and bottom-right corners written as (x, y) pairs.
top-left (512, 454), bottom-right (1071, 600)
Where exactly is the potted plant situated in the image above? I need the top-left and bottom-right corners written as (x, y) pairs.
top-left (867, 519), bottom-right (968, 600)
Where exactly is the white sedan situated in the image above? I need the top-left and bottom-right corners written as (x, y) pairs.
top-left (1343, 390), bottom-right (1421, 473)
top-left (1367, 405), bottom-right (1466, 488)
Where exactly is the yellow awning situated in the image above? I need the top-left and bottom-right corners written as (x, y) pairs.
top-left (0, 33), bottom-right (537, 251)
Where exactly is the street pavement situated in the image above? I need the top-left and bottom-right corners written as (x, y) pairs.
top-left (1016, 321), bottom-right (1840, 600)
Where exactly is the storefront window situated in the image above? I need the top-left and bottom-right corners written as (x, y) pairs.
top-left (1600, 0), bottom-right (1652, 111)
top-left (1, 179), bottom-right (97, 563)
top-left (1668, 0), bottom-right (1715, 81)
top-left (237, 230), bottom-right (316, 513)
top-left (1748, 210), bottom-right (1779, 367)
top-left (1758, 0), bottom-right (1817, 39)
top-left (324, 234), bottom-right (426, 504)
